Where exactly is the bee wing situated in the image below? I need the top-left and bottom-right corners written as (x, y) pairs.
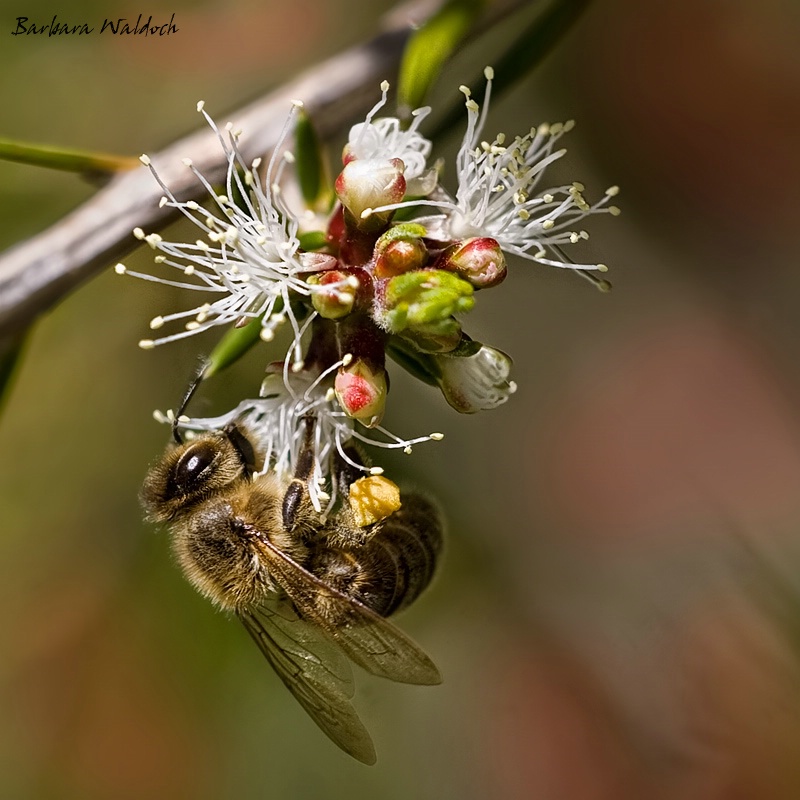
top-left (238, 599), bottom-right (377, 766)
top-left (254, 535), bottom-right (442, 686)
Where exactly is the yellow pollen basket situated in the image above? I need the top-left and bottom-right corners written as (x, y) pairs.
top-left (348, 475), bottom-right (402, 527)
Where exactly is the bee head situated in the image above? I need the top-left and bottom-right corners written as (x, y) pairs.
top-left (140, 427), bottom-right (255, 522)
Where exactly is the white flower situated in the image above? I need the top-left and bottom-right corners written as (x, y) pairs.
top-left (116, 102), bottom-right (342, 361)
top-left (435, 344), bottom-right (517, 414)
top-left (164, 361), bottom-right (443, 516)
top-left (366, 67), bottom-right (620, 280)
top-left (345, 81), bottom-right (436, 195)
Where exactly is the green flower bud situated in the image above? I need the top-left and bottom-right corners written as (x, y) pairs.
top-left (379, 270), bottom-right (474, 336)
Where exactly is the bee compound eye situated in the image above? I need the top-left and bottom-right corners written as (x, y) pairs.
top-left (174, 440), bottom-right (218, 490)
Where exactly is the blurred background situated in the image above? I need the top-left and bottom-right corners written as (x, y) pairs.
top-left (2, 0), bottom-right (800, 797)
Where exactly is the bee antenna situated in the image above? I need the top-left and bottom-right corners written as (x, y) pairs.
top-left (172, 359), bottom-right (210, 445)
top-left (223, 423), bottom-right (258, 478)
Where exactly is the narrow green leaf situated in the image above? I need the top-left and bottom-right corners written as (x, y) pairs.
top-left (398, 0), bottom-right (485, 111)
top-left (0, 138), bottom-right (139, 175)
top-left (298, 230), bottom-right (329, 251)
top-left (427, 0), bottom-right (594, 141)
top-left (0, 330), bottom-right (28, 418)
top-left (204, 317), bottom-right (264, 378)
top-left (294, 109), bottom-right (333, 210)
top-left (386, 335), bottom-right (441, 386)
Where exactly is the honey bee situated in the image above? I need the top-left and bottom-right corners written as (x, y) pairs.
top-left (140, 413), bottom-right (442, 764)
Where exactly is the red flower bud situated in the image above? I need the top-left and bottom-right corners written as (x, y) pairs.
top-left (334, 359), bottom-right (388, 427)
top-left (435, 237), bottom-right (507, 289)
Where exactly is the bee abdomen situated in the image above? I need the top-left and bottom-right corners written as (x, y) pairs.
top-left (372, 494), bottom-right (442, 616)
top-left (310, 494), bottom-right (443, 619)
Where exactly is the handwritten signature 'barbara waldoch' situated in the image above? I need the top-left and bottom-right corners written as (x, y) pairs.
top-left (11, 14), bottom-right (179, 37)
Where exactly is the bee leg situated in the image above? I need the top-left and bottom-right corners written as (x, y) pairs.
top-left (333, 441), bottom-right (370, 495)
top-left (282, 415), bottom-right (316, 531)
top-left (321, 441), bottom-right (379, 550)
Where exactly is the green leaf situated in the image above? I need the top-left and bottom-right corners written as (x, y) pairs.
top-left (294, 108), bottom-right (333, 210)
top-left (298, 230), bottom-right (329, 251)
top-left (203, 316), bottom-right (264, 378)
top-left (0, 330), bottom-right (28, 418)
top-left (397, 0), bottom-right (485, 111)
top-left (0, 138), bottom-right (139, 176)
top-left (386, 335), bottom-right (441, 386)
top-left (427, 0), bottom-right (594, 141)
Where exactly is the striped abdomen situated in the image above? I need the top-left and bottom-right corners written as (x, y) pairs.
top-left (308, 494), bottom-right (443, 620)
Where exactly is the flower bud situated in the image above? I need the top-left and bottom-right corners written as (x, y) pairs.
top-left (334, 158), bottom-right (406, 226)
top-left (379, 270), bottom-right (474, 336)
top-left (348, 475), bottom-right (402, 527)
top-left (307, 270), bottom-right (357, 320)
top-left (434, 343), bottom-right (516, 413)
top-left (334, 358), bottom-right (388, 427)
top-left (374, 223), bottom-right (429, 278)
top-left (375, 238), bottom-right (428, 278)
top-left (435, 237), bottom-right (507, 288)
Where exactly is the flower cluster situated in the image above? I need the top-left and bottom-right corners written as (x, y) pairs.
top-left (119, 67), bottom-right (617, 498)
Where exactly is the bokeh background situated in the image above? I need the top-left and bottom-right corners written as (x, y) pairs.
top-left (2, 0), bottom-right (800, 797)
